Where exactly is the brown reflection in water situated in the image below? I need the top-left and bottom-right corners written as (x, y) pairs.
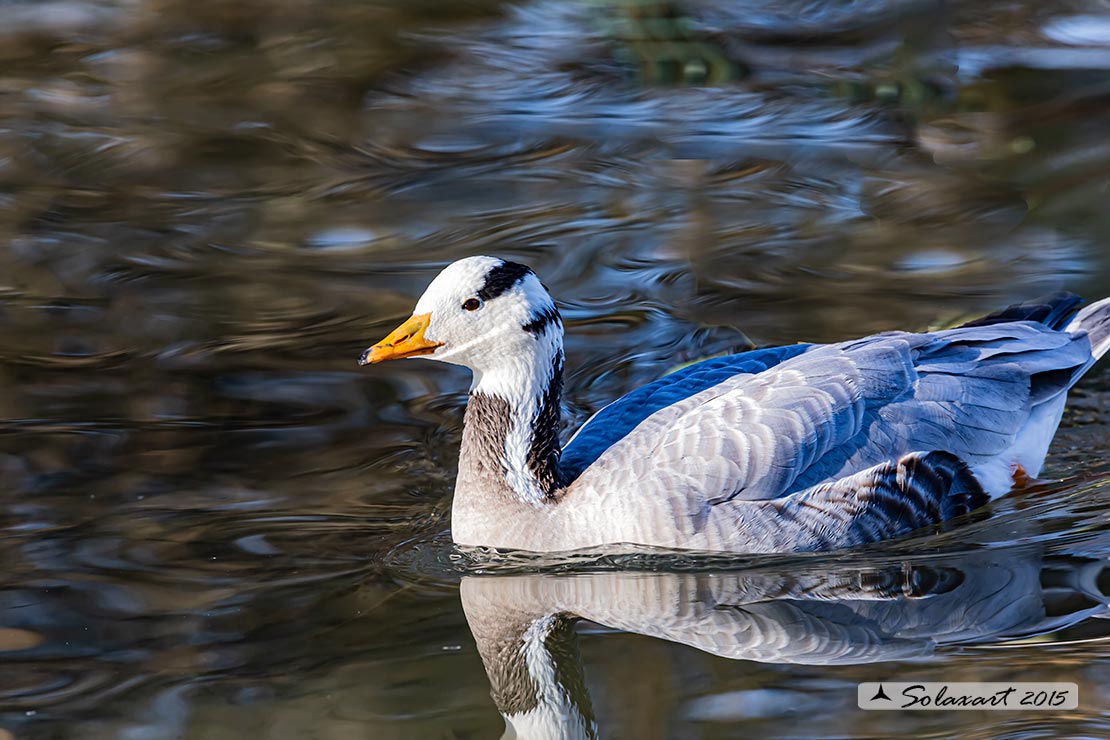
top-left (1, 0), bottom-right (1110, 738)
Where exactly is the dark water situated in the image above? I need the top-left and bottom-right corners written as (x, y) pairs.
top-left (3, 1), bottom-right (1110, 738)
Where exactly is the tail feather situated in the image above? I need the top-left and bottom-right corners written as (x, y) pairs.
top-left (1067, 297), bottom-right (1110, 360)
top-left (962, 291), bottom-right (1110, 361)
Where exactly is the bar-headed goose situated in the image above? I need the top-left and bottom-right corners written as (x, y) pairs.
top-left (361, 256), bottom-right (1110, 553)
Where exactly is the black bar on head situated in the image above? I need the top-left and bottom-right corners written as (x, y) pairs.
top-left (477, 260), bottom-right (533, 301)
top-left (522, 306), bottom-right (561, 336)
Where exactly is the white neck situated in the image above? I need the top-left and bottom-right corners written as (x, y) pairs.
top-left (457, 318), bottom-right (565, 508)
top-left (470, 330), bottom-right (564, 506)
top-left (470, 345), bottom-right (557, 417)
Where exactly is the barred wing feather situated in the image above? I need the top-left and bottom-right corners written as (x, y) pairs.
top-left (569, 321), bottom-right (1094, 509)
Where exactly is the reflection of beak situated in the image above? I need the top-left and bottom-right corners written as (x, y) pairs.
top-left (359, 313), bottom-right (442, 365)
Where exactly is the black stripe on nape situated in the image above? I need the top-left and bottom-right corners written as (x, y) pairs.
top-left (522, 306), bottom-right (560, 336)
top-left (477, 260), bottom-right (533, 301)
top-left (527, 350), bottom-right (566, 497)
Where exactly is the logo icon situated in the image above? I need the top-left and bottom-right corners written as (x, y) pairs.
top-left (870, 684), bottom-right (892, 702)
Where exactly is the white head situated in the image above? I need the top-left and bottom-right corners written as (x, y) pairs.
top-left (361, 256), bottom-right (563, 393)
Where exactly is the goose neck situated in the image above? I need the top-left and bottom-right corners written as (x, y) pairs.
top-left (461, 349), bottom-right (566, 507)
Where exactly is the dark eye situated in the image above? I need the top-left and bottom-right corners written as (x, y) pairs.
top-left (462, 297), bottom-right (482, 311)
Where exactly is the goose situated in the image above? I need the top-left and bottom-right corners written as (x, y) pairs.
top-left (360, 256), bottom-right (1110, 553)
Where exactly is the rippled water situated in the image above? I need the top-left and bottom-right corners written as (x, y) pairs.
top-left (3, 1), bottom-right (1110, 738)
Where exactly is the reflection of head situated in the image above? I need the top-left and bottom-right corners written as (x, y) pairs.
top-left (463, 578), bottom-right (595, 740)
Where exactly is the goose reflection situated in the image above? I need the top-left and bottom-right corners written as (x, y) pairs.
top-left (460, 549), bottom-right (1110, 740)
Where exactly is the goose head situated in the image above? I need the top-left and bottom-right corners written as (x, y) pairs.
top-left (363, 256), bottom-right (568, 511)
top-left (360, 256), bottom-right (563, 392)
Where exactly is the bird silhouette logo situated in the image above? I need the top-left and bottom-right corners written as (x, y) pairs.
top-left (870, 684), bottom-right (892, 702)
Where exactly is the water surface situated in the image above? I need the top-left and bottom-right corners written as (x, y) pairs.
top-left (3, 1), bottom-right (1110, 738)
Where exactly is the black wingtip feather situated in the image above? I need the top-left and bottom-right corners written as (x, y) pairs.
top-left (844, 451), bottom-right (987, 547)
top-left (911, 451), bottom-right (989, 520)
top-left (959, 291), bottom-right (1084, 331)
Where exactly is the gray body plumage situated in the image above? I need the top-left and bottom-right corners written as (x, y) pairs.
top-left (452, 289), bottom-right (1110, 553)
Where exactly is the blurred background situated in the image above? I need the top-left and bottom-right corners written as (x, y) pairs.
top-left (2, 1), bottom-right (1110, 738)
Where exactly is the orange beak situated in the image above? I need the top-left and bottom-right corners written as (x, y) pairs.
top-left (359, 313), bottom-right (442, 365)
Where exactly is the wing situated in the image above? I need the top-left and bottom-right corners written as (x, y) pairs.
top-left (560, 344), bottom-right (811, 481)
top-left (569, 320), bottom-right (1093, 506)
top-left (701, 451), bottom-right (987, 552)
